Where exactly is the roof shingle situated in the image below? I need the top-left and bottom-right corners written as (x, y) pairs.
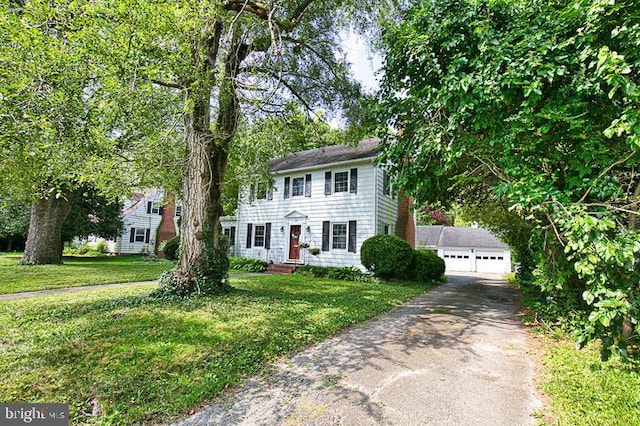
top-left (269, 139), bottom-right (379, 172)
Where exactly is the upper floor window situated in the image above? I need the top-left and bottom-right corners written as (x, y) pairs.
top-left (292, 177), bottom-right (305, 197)
top-left (383, 170), bottom-right (391, 196)
top-left (250, 183), bottom-right (272, 202)
top-left (325, 168), bottom-right (358, 195)
top-left (334, 172), bottom-right (348, 193)
top-left (147, 201), bottom-right (163, 215)
top-left (284, 174), bottom-right (311, 199)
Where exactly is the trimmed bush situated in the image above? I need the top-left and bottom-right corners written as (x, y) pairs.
top-left (161, 236), bottom-right (180, 261)
top-left (229, 256), bottom-right (267, 272)
top-left (360, 234), bottom-right (414, 279)
top-left (294, 265), bottom-right (374, 282)
top-left (413, 249), bottom-right (445, 282)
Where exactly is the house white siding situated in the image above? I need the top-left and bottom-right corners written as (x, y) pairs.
top-left (108, 188), bottom-right (166, 254)
top-left (375, 168), bottom-right (397, 235)
top-left (236, 160), bottom-right (388, 268)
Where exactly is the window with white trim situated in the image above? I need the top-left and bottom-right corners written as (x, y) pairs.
top-left (334, 171), bottom-right (348, 193)
top-left (175, 205), bottom-right (182, 217)
top-left (254, 225), bottom-right (265, 247)
top-left (151, 202), bottom-right (161, 214)
top-left (383, 170), bottom-right (391, 196)
top-left (332, 223), bottom-right (347, 249)
top-left (135, 228), bottom-right (146, 242)
top-left (292, 177), bottom-right (305, 197)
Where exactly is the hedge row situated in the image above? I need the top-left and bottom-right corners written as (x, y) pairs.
top-left (293, 265), bottom-right (374, 282)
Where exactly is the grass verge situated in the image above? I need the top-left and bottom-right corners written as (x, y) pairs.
top-left (0, 274), bottom-right (430, 424)
top-left (0, 254), bottom-right (174, 294)
top-left (537, 336), bottom-right (640, 425)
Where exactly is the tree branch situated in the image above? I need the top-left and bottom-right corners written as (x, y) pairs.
top-left (151, 79), bottom-right (184, 89)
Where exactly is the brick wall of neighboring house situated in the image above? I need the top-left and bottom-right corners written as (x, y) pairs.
top-left (156, 198), bottom-right (177, 253)
top-left (395, 192), bottom-right (416, 248)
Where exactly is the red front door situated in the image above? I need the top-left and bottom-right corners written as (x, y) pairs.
top-left (289, 225), bottom-right (301, 260)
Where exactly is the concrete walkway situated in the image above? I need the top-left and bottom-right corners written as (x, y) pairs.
top-left (171, 273), bottom-right (542, 426)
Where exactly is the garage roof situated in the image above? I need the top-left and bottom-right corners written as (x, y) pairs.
top-left (416, 225), bottom-right (509, 249)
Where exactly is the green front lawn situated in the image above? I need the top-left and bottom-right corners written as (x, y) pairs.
top-left (0, 274), bottom-right (429, 424)
top-left (539, 337), bottom-right (640, 425)
top-left (0, 254), bottom-right (174, 294)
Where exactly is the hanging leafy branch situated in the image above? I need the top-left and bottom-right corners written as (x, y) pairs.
top-left (377, 0), bottom-right (640, 360)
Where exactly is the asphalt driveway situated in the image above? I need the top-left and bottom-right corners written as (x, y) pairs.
top-left (172, 273), bottom-right (542, 425)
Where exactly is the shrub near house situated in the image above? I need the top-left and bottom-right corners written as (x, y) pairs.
top-left (361, 234), bottom-right (445, 282)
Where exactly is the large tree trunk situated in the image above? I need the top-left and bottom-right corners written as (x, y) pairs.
top-left (22, 190), bottom-right (77, 264)
top-left (160, 27), bottom-right (246, 295)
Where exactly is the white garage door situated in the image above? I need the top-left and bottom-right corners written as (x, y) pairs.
top-left (475, 251), bottom-right (507, 273)
top-left (442, 250), bottom-right (472, 272)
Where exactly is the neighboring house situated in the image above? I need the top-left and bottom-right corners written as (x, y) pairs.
top-left (220, 215), bottom-right (238, 257)
top-left (106, 188), bottom-right (180, 255)
top-left (416, 224), bottom-right (511, 273)
top-left (234, 139), bottom-right (415, 268)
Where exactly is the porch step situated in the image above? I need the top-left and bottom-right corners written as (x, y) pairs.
top-left (265, 263), bottom-right (298, 275)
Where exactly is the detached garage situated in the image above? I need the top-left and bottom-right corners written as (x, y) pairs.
top-left (416, 225), bottom-right (511, 274)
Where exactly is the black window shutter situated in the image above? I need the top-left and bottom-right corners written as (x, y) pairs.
top-left (284, 177), bottom-right (290, 199)
top-left (246, 224), bottom-right (253, 248)
top-left (146, 202), bottom-right (152, 214)
top-left (350, 168), bottom-right (358, 193)
top-left (265, 223), bottom-right (271, 250)
top-left (305, 174), bottom-right (312, 197)
top-left (250, 184), bottom-right (256, 201)
top-left (145, 228), bottom-right (151, 244)
top-left (324, 172), bottom-right (332, 195)
top-left (322, 221), bottom-right (330, 251)
top-left (230, 226), bottom-right (236, 245)
top-left (348, 221), bottom-right (357, 253)
top-left (129, 228), bottom-right (135, 243)
top-left (267, 187), bottom-right (273, 201)
top-left (158, 206), bottom-right (164, 216)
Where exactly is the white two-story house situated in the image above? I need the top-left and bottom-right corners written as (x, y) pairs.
top-left (105, 188), bottom-right (180, 254)
top-left (234, 139), bottom-right (415, 268)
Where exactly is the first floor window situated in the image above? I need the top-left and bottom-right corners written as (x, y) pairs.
top-left (129, 227), bottom-right (150, 244)
top-left (254, 225), bottom-right (265, 247)
top-left (383, 224), bottom-right (390, 234)
top-left (332, 223), bottom-right (347, 249)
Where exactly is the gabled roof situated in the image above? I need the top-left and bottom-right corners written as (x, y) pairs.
top-left (269, 139), bottom-right (380, 172)
top-left (416, 225), bottom-right (509, 249)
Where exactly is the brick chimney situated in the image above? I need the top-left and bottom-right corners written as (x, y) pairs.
top-left (395, 191), bottom-right (416, 248)
top-left (156, 194), bottom-right (177, 254)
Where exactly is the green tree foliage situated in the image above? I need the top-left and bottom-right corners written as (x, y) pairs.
top-left (96, 0), bottom-right (388, 295)
top-left (0, 199), bottom-right (30, 251)
top-left (223, 106), bottom-right (364, 214)
top-left (378, 0), bottom-right (640, 359)
top-left (0, 0), bottom-right (181, 263)
top-left (61, 188), bottom-right (123, 244)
